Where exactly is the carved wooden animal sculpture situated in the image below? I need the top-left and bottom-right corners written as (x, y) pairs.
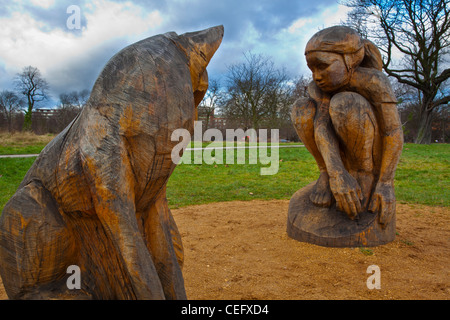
top-left (288, 26), bottom-right (403, 247)
top-left (0, 25), bottom-right (224, 299)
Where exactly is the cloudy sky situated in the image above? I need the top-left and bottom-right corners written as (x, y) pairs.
top-left (0, 0), bottom-right (351, 107)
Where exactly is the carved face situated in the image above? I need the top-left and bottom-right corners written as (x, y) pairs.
top-left (306, 51), bottom-right (350, 93)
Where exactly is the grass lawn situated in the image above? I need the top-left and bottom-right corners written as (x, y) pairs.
top-left (0, 157), bottom-right (36, 211)
top-left (167, 145), bottom-right (316, 208)
top-left (167, 143), bottom-right (449, 208)
top-left (0, 140), bottom-right (448, 212)
top-left (0, 132), bottom-right (55, 155)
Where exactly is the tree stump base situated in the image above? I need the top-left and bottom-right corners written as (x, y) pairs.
top-left (287, 182), bottom-right (395, 247)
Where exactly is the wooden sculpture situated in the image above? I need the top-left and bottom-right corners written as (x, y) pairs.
top-left (0, 25), bottom-right (224, 299)
top-left (288, 26), bottom-right (403, 247)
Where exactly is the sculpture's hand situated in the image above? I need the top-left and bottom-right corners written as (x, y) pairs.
top-left (369, 182), bottom-right (396, 228)
top-left (329, 170), bottom-right (363, 219)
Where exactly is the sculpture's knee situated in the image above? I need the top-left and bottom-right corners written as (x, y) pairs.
top-left (0, 181), bottom-right (75, 299)
top-left (330, 92), bottom-right (359, 123)
top-left (329, 92), bottom-right (375, 134)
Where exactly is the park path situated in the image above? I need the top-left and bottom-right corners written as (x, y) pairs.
top-left (0, 154), bottom-right (40, 158)
top-left (0, 144), bottom-right (305, 158)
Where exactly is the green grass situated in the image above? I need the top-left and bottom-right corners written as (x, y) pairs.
top-left (0, 145), bottom-right (46, 155)
top-left (167, 145), bottom-right (317, 208)
top-left (167, 143), bottom-right (449, 208)
top-left (359, 247), bottom-right (374, 256)
top-left (0, 157), bottom-right (35, 210)
top-left (0, 139), bottom-right (303, 155)
top-left (394, 144), bottom-right (449, 207)
top-left (0, 143), bottom-right (448, 212)
top-left (0, 132), bottom-right (55, 155)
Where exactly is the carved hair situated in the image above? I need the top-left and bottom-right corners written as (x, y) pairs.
top-left (360, 39), bottom-right (383, 71)
top-left (305, 26), bottom-right (383, 72)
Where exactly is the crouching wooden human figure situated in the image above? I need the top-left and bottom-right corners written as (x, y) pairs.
top-left (0, 26), bottom-right (223, 299)
top-left (287, 26), bottom-right (403, 247)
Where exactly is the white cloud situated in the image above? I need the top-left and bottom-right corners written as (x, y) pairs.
top-left (320, 4), bottom-right (352, 26)
top-left (285, 4), bottom-right (351, 38)
top-left (30, 0), bottom-right (55, 9)
top-left (0, 1), bottom-right (356, 99)
top-left (215, 5), bottom-right (353, 79)
top-left (288, 18), bottom-right (313, 34)
top-left (83, 0), bottom-right (163, 43)
top-left (0, 0), bottom-right (163, 94)
top-left (273, 4), bottom-right (353, 75)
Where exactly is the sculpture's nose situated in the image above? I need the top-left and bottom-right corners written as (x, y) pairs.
top-left (313, 70), bottom-right (322, 82)
top-left (313, 72), bottom-right (325, 87)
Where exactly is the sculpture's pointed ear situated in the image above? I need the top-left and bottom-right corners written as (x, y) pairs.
top-left (181, 25), bottom-right (224, 66)
top-left (179, 25), bottom-right (224, 89)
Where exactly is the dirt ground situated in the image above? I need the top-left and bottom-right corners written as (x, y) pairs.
top-left (0, 200), bottom-right (448, 300)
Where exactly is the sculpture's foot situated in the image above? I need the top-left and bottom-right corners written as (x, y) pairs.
top-left (309, 171), bottom-right (333, 207)
top-left (287, 182), bottom-right (395, 247)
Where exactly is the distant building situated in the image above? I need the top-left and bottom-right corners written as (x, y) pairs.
top-left (212, 117), bottom-right (227, 130)
top-left (197, 106), bottom-right (227, 130)
top-left (32, 108), bottom-right (58, 119)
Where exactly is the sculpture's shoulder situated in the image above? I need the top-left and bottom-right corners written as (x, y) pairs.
top-left (350, 67), bottom-right (397, 104)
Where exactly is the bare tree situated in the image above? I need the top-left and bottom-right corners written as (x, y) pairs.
top-left (198, 78), bottom-right (221, 131)
top-left (433, 104), bottom-right (449, 142)
top-left (342, 0), bottom-right (450, 144)
top-left (292, 75), bottom-right (312, 101)
top-left (77, 89), bottom-right (90, 107)
top-left (56, 89), bottom-right (90, 132)
top-left (60, 89), bottom-right (90, 109)
top-left (220, 52), bottom-right (292, 130)
top-left (14, 66), bottom-right (50, 131)
top-left (59, 91), bottom-right (78, 108)
top-left (263, 73), bottom-right (296, 129)
top-left (0, 90), bottom-right (23, 132)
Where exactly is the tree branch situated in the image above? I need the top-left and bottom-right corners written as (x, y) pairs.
top-left (432, 95), bottom-right (450, 108)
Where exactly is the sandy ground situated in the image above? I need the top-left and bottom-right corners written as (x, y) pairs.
top-left (0, 200), bottom-right (448, 300)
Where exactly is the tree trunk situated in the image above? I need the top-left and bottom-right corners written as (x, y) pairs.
top-left (5, 112), bottom-right (12, 133)
top-left (414, 102), bottom-right (434, 144)
top-left (23, 100), bottom-right (33, 131)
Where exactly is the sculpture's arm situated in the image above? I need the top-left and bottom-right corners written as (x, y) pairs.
top-left (369, 101), bottom-right (404, 226)
top-left (313, 94), bottom-right (363, 218)
top-left (376, 102), bottom-right (404, 183)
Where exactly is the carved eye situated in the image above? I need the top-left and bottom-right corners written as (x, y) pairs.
top-left (316, 62), bottom-right (329, 70)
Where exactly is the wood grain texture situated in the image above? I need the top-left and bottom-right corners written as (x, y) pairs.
top-left (0, 25), bottom-right (223, 299)
top-left (287, 183), bottom-right (396, 247)
top-left (289, 26), bottom-right (403, 247)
